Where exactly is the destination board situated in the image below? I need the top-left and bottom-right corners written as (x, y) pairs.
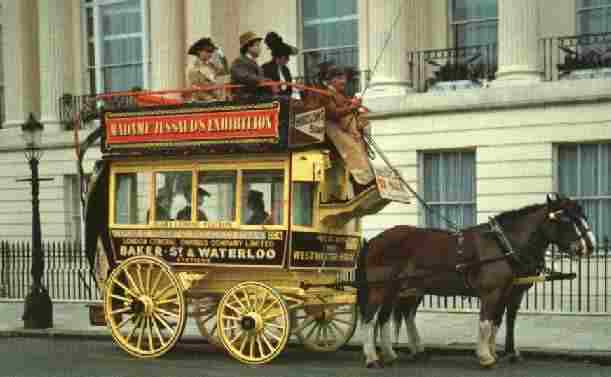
top-left (290, 232), bottom-right (360, 269)
top-left (110, 228), bottom-right (286, 267)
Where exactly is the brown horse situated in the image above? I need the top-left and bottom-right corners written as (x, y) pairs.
top-left (356, 193), bottom-right (596, 368)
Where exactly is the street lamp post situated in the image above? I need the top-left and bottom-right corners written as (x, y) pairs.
top-left (18, 113), bottom-right (54, 329)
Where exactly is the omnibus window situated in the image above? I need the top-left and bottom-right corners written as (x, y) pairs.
top-left (293, 182), bottom-right (315, 227)
top-left (115, 172), bottom-right (150, 224)
top-left (243, 171), bottom-right (284, 225)
top-left (198, 171), bottom-right (237, 222)
top-left (154, 171), bottom-right (192, 221)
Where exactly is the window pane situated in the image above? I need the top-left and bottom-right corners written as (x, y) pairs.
top-left (453, 0), bottom-right (497, 22)
top-left (154, 171), bottom-right (192, 221)
top-left (558, 145), bottom-right (579, 196)
top-left (423, 151), bottom-right (476, 229)
top-left (454, 20), bottom-right (497, 47)
top-left (198, 171), bottom-right (237, 222)
top-left (115, 172), bottom-right (150, 224)
top-left (101, 0), bottom-right (142, 36)
top-left (293, 182), bottom-right (315, 226)
top-left (103, 64), bottom-right (143, 92)
top-left (243, 171), bottom-right (284, 225)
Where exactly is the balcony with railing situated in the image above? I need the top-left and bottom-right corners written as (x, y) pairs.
top-left (541, 31), bottom-right (611, 82)
top-left (407, 43), bottom-right (497, 93)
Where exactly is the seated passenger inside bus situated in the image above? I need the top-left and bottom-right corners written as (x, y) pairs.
top-left (245, 190), bottom-right (272, 225)
top-left (176, 187), bottom-right (210, 221)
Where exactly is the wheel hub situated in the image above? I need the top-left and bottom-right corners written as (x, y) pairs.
top-left (241, 312), bottom-right (263, 332)
top-left (133, 295), bottom-right (155, 317)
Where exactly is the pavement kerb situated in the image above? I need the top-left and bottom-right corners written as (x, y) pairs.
top-left (1, 328), bottom-right (609, 365)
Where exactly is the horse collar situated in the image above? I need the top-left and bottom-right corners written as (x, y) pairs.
top-left (488, 217), bottom-right (521, 263)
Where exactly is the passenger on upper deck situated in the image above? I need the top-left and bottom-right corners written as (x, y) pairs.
top-left (230, 31), bottom-right (268, 101)
top-left (262, 32), bottom-right (299, 98)
top-left (186, 37), bottom-right (228, 102)
top-left (318, 66), bottom-right (374, 195)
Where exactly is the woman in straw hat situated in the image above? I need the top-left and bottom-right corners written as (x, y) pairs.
top-left (186, 37), bottom-right (228, 102)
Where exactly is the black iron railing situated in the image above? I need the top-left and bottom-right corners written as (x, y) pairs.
top-left (58, 93), bottom-right (138, 131)
top-left (408, 43), bottom-right (498, 92)
top-left (0, 240), bottom-right (99, 301)
top-left (421, 238), bottom-right (611, 314)
top-left (541, 32), bottom-right (611, 81)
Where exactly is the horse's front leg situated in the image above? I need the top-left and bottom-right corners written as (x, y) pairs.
top-left (477, 289), bottom-right (506, 368)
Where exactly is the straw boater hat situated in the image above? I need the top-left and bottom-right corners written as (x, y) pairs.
top-left (239, 31), bottom-right (263, 49)
top-left (188, 37), bottom-right (217, 56)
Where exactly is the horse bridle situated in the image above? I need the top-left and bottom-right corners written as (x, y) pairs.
top-left (546, 207), bottom-right (595, 254)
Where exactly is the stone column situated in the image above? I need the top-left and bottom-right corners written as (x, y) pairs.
top-left (2, 0), bottom-right (39, 130)
top-left (185, 0), bottom-right (212, 52)
top-left (494, 0), bottom-right (541, 85)
top-left (38, 0), bottom-right (74, 131)
top-left (361, 0), bottom-right (427, 111)
top-left (150, 0), bottom-right (185, 91)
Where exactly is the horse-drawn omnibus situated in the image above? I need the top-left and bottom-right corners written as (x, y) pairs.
top-left (72, 89), bottom-right (410, 365)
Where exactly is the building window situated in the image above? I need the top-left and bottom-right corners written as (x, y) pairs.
top-left (293, 182), bottom-right (315, 227)
top-left (301, 0), bottom-right (358, 82)
top-left (422, 151), bottom-right (476, 229)
top-left (451, 0), bottom-right (498, 47)
top-left (558, 143), bottom-right (610, 245)
top-left (64, 175), bottom-right (84, 243)
top-left (83, 0), bottom-right (149, 94)
top-left (578, 0), bottom-right (611, 34)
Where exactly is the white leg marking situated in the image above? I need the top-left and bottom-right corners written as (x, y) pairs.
top-left (489, 324), bottom-right (498, 358)
top-left (573, 223), bottom-right (588, 255)
top-left (379, 319), bottom-right (398, 363)
top-left (580, 218), bottom-right (597, 250)
top-left (476, 320), bottom-right (495, 366)
top-left (405, 310), bottom-right (424, 354)
top-left (363, 311), bottom-right (379, 365)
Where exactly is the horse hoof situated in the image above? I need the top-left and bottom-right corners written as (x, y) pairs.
top-left (382, 356), bottom-right (398, 366)
top-left (405, 351), bottom-right (429, 362)
top-left (366, 360), bottom-right (384, 369)
top-left (479, 358), bottom-right (497, 369)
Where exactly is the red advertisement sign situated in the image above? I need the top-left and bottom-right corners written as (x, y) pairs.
top-left (105, 104), bottom-right (280, 147)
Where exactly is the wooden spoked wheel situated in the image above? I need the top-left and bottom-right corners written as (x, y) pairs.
top-left (217, 281), bottom-right (290, 364)
top-left (104, 256), bottom-right (186, 358)
top-left (191, 296), bottom-right (222, 347)
top-left (293, 303), bottom-right (358, 352)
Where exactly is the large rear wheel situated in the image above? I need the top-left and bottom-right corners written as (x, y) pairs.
top-left (104, 256), bottom-right (186, 358)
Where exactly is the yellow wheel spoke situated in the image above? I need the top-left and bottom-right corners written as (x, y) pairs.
top-left (111, 306), bottom-right (132, 316)
top-left (147, 317), bottom-right (155, 352)
top-left (334, 318), bottom-right (353, 326)
top-left (257, 290), bottom-right (269, 312)
top-left (264, 328), bottom-right (282, 342)
top-left (154, 283), bottom-right (176, 301)
top-left (153, 312), bottom-right (175, 334)
top-left (126, 315), bottom-right (143, 343)
top-left (229, 330), bottom-right (243, 344)
top-left (303, 322), bottom-right (319, 341)
top-left (256, 336), bottom-right (265, 358)
top-left (261, 332), bottom-right (274, 352)
top-left (136, 265), bottom-right (145, 295)
top-left (230, 293), bottom-right (247, 311)
top-left (110, 294), bottom-right (131, 303)
top-left (249, 335), bottom-right (255, 358)
top-left (123, 269), bottom-right (141, 296)
top-left (224, 302), bottom-right (241, 315)
top-left (221, 315), bottom-right (241, 321)
top-left (136, 315), bottom-right (145, 350)
top-left (156, 297), bottom-right (178, 306)
top-left (151, 316), bottom-right (166, 347)
top-left (111, 278), bottom-right (138, 299)
top-left (155, 307), bottom-right (180, 319)
top-left (239, 334), bottom-right (249, 353)
top-left (116, 313), bottom-right (136, 329)
top-left (145, 263), bottom-right (152, 294)
top-left (265, 322), bottom-right (285, 331)
top-left (149, 268), bottom-right (163, 295)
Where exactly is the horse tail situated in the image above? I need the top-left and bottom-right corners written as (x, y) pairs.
top-left (356, 238), bottom-right (369, 319)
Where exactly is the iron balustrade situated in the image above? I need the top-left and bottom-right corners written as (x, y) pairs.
top-left (407, 43), bottom-right (498, 93)
top-left (0, 240), bottom-right (100, 302)
top-left (541, 31), bottom-right (611, 82)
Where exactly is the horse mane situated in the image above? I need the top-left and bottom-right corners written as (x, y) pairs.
top-left (494, 203), bottom-right (545, 227)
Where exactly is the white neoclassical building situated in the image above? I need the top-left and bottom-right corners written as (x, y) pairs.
top-left (0, 0), bottom-right (608, 245)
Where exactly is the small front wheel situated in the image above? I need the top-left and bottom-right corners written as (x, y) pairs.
top-left (217, 281), bottom-right (290, 364)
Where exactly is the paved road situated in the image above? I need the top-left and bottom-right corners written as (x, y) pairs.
top-left (0, 338), bottom-right (609, 377)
